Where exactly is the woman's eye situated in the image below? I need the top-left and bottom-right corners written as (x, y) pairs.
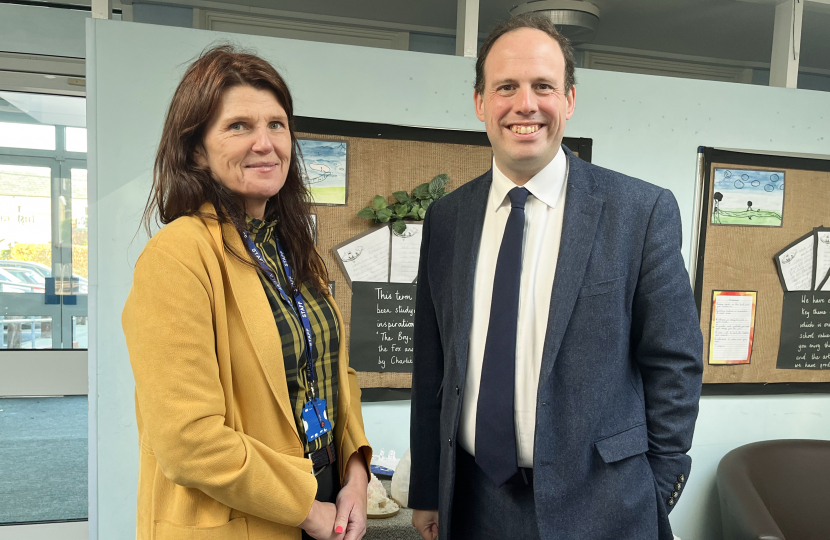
top-left (229, 122), bottom-right (244, 131)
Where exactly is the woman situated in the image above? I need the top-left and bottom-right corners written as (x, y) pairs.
top-left (122, 45), bottom-right (371, 540)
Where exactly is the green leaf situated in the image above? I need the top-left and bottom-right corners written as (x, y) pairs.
top-left (418, 207), bottom-right (427, 219)
top-left (429, 174), bottom-right (449, 198)
top-left (392, 191), bottom-right (411, 204)
top-left (395, 206), bottom-right (409, 218)
top-left (408, 203), bottom-right (421, 219)
top-left (373, 195), bottom-right (388, 210)
top-left (392, 220), bottom-right (407, 234)
top-left (357, 206), bottom-right (377, 219)
top-left (412, 183), bottom-right (431, 200)
top-left (376, 207), bottom-right (393, 222)
top-left (421, 199), bottom-right (432, 211)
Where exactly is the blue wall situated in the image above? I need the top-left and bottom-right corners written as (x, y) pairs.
top-left (87, 19), bottom-right (830, 540)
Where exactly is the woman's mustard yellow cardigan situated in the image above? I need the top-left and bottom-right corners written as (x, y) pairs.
top-left (122, 204), bottom-right (372, 540)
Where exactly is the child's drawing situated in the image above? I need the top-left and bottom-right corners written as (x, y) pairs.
top-left (712, 168), bottom-right (784, 227)
top-left (299, 138), bottom-right (348, 206)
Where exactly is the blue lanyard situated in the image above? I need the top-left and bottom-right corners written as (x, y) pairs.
top-left (240, 230), bottom-right (319, 395)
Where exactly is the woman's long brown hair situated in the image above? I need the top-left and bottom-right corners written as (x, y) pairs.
top-left (141, 44), bottom-right (327, 291)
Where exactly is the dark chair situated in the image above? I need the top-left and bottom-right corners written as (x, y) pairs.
top-left (717, 439), bottom-right (830, 540)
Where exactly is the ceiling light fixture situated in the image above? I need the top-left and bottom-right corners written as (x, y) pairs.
top-left (510, 0), bottom-right (600, 45)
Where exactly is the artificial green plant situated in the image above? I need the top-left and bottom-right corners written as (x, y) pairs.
top-left (357, 174), bottom-right (450, 234)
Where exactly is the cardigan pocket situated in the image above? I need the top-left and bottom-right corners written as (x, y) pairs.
top-left (154, 517), bottom-right (248, 540)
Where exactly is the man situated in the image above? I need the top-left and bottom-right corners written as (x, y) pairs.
top-left (409, 13), bottom-right (702, 540)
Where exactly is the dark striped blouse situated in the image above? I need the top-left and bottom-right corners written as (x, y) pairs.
top-left (246, 216), bottom-right (339, 454)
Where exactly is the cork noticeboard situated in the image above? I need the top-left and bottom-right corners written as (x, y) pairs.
top-left (694, 148), bottom-right (830, 385)
top-left (296, 117), bottom-right (592, 390)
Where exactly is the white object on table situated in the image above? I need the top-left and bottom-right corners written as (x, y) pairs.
top-left (390, 448), bottom-right (411, 507)
top-left (371, 448), bottom-right (401, 471)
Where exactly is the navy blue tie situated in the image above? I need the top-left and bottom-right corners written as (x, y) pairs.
top-left (475, 186), bottom-right (529, 487)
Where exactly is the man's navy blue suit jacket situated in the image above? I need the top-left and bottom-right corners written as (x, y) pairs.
top-left (409, 146), bottom-right (703, 540)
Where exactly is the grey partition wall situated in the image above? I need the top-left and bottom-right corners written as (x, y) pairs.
top-left (87, 18), bottom-right (830, 540)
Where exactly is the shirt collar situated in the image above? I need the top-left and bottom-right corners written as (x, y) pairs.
top-left (490, 145), bottom-right (568, 211)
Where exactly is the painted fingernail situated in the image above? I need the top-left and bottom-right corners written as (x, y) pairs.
top-left (335, 526), bottom-right (343, 534)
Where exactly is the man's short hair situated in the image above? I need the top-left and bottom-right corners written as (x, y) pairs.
top-left (474, 12), bottom-right (577, 95)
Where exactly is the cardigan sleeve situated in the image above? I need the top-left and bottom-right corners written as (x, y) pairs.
top-left (123, 244), bottom-right (318, 527)
top-left (338, 361), bottom-right (372, 480)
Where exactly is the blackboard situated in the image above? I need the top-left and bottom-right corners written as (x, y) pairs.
top-left (778, 291), bottom-right (830, 370)
top-left (349, 282), bottom-right (416, 373)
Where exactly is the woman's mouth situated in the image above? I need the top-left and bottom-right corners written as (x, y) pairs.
top-left (245, 162), bottom-right (277, 172)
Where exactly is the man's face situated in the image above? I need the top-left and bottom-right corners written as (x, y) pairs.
top-left (475, 28), bottom-right (576, 183)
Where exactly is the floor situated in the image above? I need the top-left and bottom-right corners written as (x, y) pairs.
top-left (0, 396), bottom-right (88, 524)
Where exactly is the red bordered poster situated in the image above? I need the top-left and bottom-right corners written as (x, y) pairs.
top-left (709, 290), bottom-right (757, 365)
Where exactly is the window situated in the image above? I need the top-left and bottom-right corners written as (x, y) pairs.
top-left (0, 92), bottom-right (87, 350)
top-left (0, 90), bottom-right (88, 526)
top-left (0, 121), bottom-right (56, 151)
top-left (66, 127), bottom-right (87, 153)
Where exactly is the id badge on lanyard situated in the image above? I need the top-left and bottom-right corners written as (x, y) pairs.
top-left (241, 230), bottom-right (332, 442)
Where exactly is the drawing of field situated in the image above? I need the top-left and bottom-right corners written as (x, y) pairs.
top-left (712, 168), bottom-right (784, 227)
top-left (308, 186), bottom-right (347, 205)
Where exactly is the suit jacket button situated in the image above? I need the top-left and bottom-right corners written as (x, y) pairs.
top-left (674, 482), bottom-right (682, 491)
top-left (678, 474), bottom-right (685, 483)
top-left (672, 491), bottom-right (679, 498)
top-left (456, 386), bottom-right (459, 395)
top-left (448, 438), bottom-right (452, 447)
top-left (667, 498), bottom-right (675, 506)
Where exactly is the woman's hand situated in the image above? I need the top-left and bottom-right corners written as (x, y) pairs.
top-left (300, 500), bottom-right (338, 540)
top-left (334, 453), bottom-right (369, 540)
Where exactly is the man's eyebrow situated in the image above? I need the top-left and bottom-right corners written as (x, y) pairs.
top-left (490, 77), bottom-right (560, 87)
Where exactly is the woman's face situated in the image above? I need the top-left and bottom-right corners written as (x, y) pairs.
top-left (197, 85), bottom-right (292, 219)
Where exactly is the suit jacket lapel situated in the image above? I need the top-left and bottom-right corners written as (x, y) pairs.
top-left (202, 204), bottom-right (301, 445)
top-left (452, 171), bottom-right (492, 383)
top-left (539, 149), bottom-right (604, 388)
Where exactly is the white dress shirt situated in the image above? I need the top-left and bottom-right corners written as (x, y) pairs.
top-left (458, 146), bottom-right (568, 468)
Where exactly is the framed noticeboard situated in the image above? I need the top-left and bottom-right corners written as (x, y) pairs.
top-left (296, 116), bottom-right (592, 395)
top-left (693, 147), bottom-right (830, 391)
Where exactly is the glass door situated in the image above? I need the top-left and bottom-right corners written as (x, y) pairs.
top-left (0, 157), bottom-right (62, 349)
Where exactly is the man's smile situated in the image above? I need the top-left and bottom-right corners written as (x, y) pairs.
top-left (508, 124), bottom-right (543, 135)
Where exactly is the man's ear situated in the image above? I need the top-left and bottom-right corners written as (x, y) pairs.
top-left (565, 85), bottom-right (576, 120)
top-left (474, 90), bottom-right (486, 123)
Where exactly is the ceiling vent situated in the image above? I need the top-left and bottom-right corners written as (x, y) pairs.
top-left (510, 0), bottom-right (600, 45)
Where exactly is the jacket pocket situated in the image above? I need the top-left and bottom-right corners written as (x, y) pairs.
top-left (594, 423), bottom-right (648, 463)
top-left (578, 276), bottom-right (624, 299)
top-left (154, 517), bottom-right (248, 540)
